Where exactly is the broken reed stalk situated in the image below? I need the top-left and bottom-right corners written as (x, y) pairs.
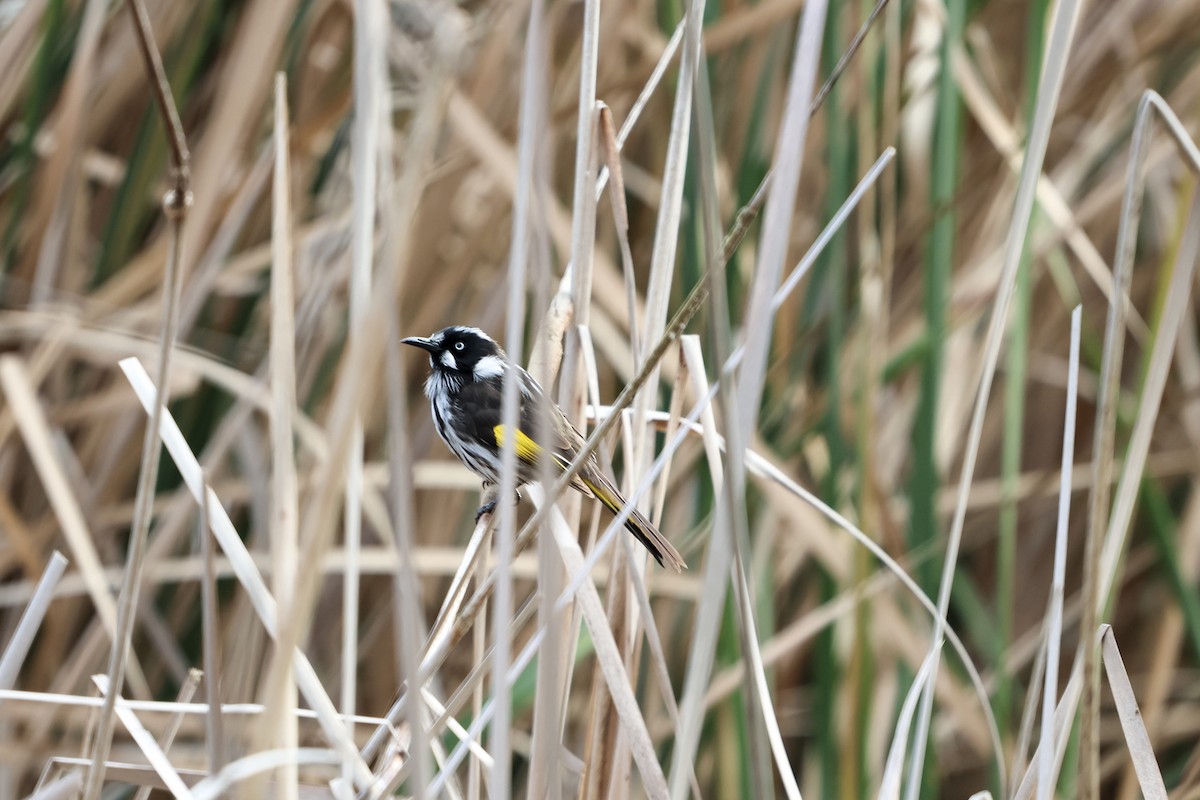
top-left (0, 551), bottom-right (68, 696)
top-left (84, 0), bottom-right (192, 794)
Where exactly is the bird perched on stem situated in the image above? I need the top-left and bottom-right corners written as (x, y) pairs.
top-left (402, 325), bottom-right (686, 571)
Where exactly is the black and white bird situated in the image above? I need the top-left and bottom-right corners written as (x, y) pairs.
top-left (402, 325), bottom-right (686, 571)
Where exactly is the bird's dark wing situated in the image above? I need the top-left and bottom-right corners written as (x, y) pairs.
top-left (455, 376), bottom-right (503, 447)
top-left (456, 371), bottom-right (592, 494)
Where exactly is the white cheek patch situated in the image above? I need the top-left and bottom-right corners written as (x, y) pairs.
top-left (473, 355), bottom-right (505, 380)
top-left (440, 351), bottom-right (457, 370)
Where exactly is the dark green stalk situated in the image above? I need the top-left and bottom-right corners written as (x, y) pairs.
top-left (908, 0), bottom-right (966, 597)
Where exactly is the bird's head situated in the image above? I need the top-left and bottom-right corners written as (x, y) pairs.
top-left (401, 326), bottom-right (506, 380)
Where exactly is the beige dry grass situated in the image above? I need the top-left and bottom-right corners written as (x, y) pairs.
top-left (2, 0), bottom-right (1200, 797)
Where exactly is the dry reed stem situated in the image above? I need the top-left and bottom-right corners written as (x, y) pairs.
top-left (197, 472), bottom-right (225, 777)
top-left (174, 0), bottom-right (290, 274)
top-left (342, 2), bottom-right (388, 790)
top-left (1038, 306), bottom-right (1082, 800)
top-left (0, 551), bottom-right (68, 696)
top-left (0, 545), bottom-right (649, 609)
top-left (878, 645), bottom-right (940, 800)
top-left (84, 0), bottom-right (193, 790)
top-left (498, 4), bottom-right (571, 796)
top-left (1011, 625), bottom-right (1048, 788)
top-left (1098, 626), bottom-right (1168, 799)
top-left (598, 104), bottom-right (641, 362)
top-left (491, 0), bottom-right (548, 793)
top-left (254, 71), bottom-right (301, 800)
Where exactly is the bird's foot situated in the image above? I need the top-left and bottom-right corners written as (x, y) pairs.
top-left (475, 484), bottom-right (523, 523)
top-left (474, 499), bottom-right (497, 523)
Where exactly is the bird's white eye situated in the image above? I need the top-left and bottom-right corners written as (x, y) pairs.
top-left (454, 342), bottom-right (465, 351)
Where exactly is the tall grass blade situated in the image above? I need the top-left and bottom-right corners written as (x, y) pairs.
top-left (493, 0), bottom-right (547, 794)
top-left (1039, 305), bottom-right (1081, 800)
top-left (1098, 626), bottom-right (1168, 800)
top-left (878, 645), bottom-right (941, 800)
top-left (258, 69), bottom-right (302, 800)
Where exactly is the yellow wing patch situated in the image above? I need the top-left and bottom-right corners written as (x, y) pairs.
top-left (493, 424), bottom-right (542, 464)
top-left (493, 424), bottom-right (589, 492)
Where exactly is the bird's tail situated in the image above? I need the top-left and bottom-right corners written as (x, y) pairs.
top-left (580, 473), bottom-right (687, 572)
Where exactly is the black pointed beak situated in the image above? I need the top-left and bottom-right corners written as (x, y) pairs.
top-left (401, 336), bottom-right (439, 353)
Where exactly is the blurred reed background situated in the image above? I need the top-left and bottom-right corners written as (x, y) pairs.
top-left (1, 0), bottom-right (1200, 797)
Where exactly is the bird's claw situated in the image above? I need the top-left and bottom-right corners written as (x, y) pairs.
top-left (475, 499), bottom-right (497, 523)
top-left (474, 488), bottom-right (522, 523)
